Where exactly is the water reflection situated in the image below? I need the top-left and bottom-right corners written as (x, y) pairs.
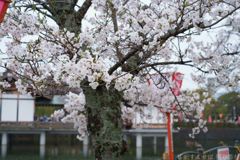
top-left (136, 148), bottom-right (142, 160)
top-left (71, 148), bottom-right (75, 156)
top-left (83, 144), bottom-right (89, 157)
top-left (39, 145), bottom-right (45, 159)
top-left (153, 144), bottom-right (157, 155)
top-left (1, 145), bottom-right (7, 159)
top-left (83, 136), bottom-right (89, 157)
top-left (54, 147), bottom-right (58, 155)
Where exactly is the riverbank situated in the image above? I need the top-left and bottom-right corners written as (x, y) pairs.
top-left (1, 128), bottom-right (239, 159)
top-left (173, 128), bottom-right (240, 140)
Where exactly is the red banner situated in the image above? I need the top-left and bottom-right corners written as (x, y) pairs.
top-left (172, 72), bottom-right (184, 96)
top-left (208, 115), bottom-right (212, 123)
top-left (219, 114), bottom-right (223, 119)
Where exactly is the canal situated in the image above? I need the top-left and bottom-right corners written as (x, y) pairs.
top-left (0, 134), bottom-right (237, 160)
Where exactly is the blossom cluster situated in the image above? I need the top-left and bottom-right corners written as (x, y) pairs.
top-left (121, 104), bottom-right (135, 123)
top-left (54, 54), bottom-right (139, 90)
top-left (122, 74), bottom-right (211, 135)
top-left (15, 79), bottom-right (27, 94)
top-left (0, 80), bottom-right (11, 93)
top-left (52, 109), bottom-right (65, 120)
top-left (115, 74), bottom-right (139, 91)
top-left (58, 92), bottom-right (88, 141)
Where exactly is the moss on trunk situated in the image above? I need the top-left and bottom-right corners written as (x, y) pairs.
top-left (83, 86), bottom-right (127, 160)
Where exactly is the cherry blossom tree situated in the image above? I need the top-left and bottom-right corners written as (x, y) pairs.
top-left (1, 0), bottom-right (240, 159)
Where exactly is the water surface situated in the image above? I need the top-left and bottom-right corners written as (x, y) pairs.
top-left (0, 134), bottom-right (236, 160)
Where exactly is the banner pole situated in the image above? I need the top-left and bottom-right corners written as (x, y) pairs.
top-left (167, 112), bottom-right (174, 160)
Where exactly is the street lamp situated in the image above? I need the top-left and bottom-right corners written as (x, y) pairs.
top-left (0, 0), bottom-right (12, 25)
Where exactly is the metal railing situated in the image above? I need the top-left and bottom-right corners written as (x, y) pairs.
top-left (0, 122), bottom-right (168, 130)
top-left (131, 124), bottom-right (168, 129)
top-left (0, 121), bottom-right (74, 129)
top-left (176, 140), bottom-right (240, 160)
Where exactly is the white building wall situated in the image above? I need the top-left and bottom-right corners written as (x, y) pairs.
top-left (18, 95), bottom-right (34, 121)
top-left (1, 94), bottom-right (18, 121)
top-left (136, 107), bottom-right (165, 124)
top-left (0, 94), bottom-right (34, 122)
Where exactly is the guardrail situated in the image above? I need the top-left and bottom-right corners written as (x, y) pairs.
top-left (174, 122), bottom-right (240, 129)
top-left (0, 122), bottom-right (168, 130)
top-left (0, 121), bottom-right (74, 129)
top-left (176, 140), bottom-right (240, 160)
top-left (131, 124), bottom-right (168, 129)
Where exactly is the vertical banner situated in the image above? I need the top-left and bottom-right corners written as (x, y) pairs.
top-left (172, 72), bottom-right (184, 96)
top-left (169, 72), bottom-right (184, 159)
top-left (208, 115), bottom-right (212, 123)
top-left (0, 0), bottom-right (12, 25)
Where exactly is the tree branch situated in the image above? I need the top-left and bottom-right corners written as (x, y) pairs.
top-left (76, 0), bottom-right (92, 24)
top-left (108, 24), bottom-right (194, 75)
top-left (137, 60), bottom-right (192, 71)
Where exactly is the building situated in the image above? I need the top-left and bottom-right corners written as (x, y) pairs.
top-left (0, 71), bottom-right (69, 122)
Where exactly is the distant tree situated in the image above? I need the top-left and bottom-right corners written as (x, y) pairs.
top-left (196, 90), bottom-right (240, 121)
top-left (189, 89), bottom-right (217, 120)
top-left (181, 88), bottom-right (219, 121)
top-left (217, 91), bottom-right (240, 120)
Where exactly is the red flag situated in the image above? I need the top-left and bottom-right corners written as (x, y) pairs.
top-left (147, 79), bottom-right (151, 85)
top-left (219, 114), bottom-right (223, 119)
top-left (178, 113), bottom-right (182, 119)
top-left (208, 115), bottom-right (212, 123)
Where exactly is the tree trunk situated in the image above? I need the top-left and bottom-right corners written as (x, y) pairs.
top-left (83, 86), bottom-right (127, 160)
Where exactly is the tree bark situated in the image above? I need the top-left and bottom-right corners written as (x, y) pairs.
top-left (83, 86), bottom-right (128, 160)
top-left (33, 2), bottom-right (128, 158)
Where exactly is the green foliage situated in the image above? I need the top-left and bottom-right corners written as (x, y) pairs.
top-left (35, 106), bottom-right (62, 117)
top-left (216, 91), bottom-right (240, 120)
top-left (182, 2), bottom-right (189, 7)
top-left (217, 91), bottom-right (240, 109)
top-left (127, 149), bottom-right (132, 155)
